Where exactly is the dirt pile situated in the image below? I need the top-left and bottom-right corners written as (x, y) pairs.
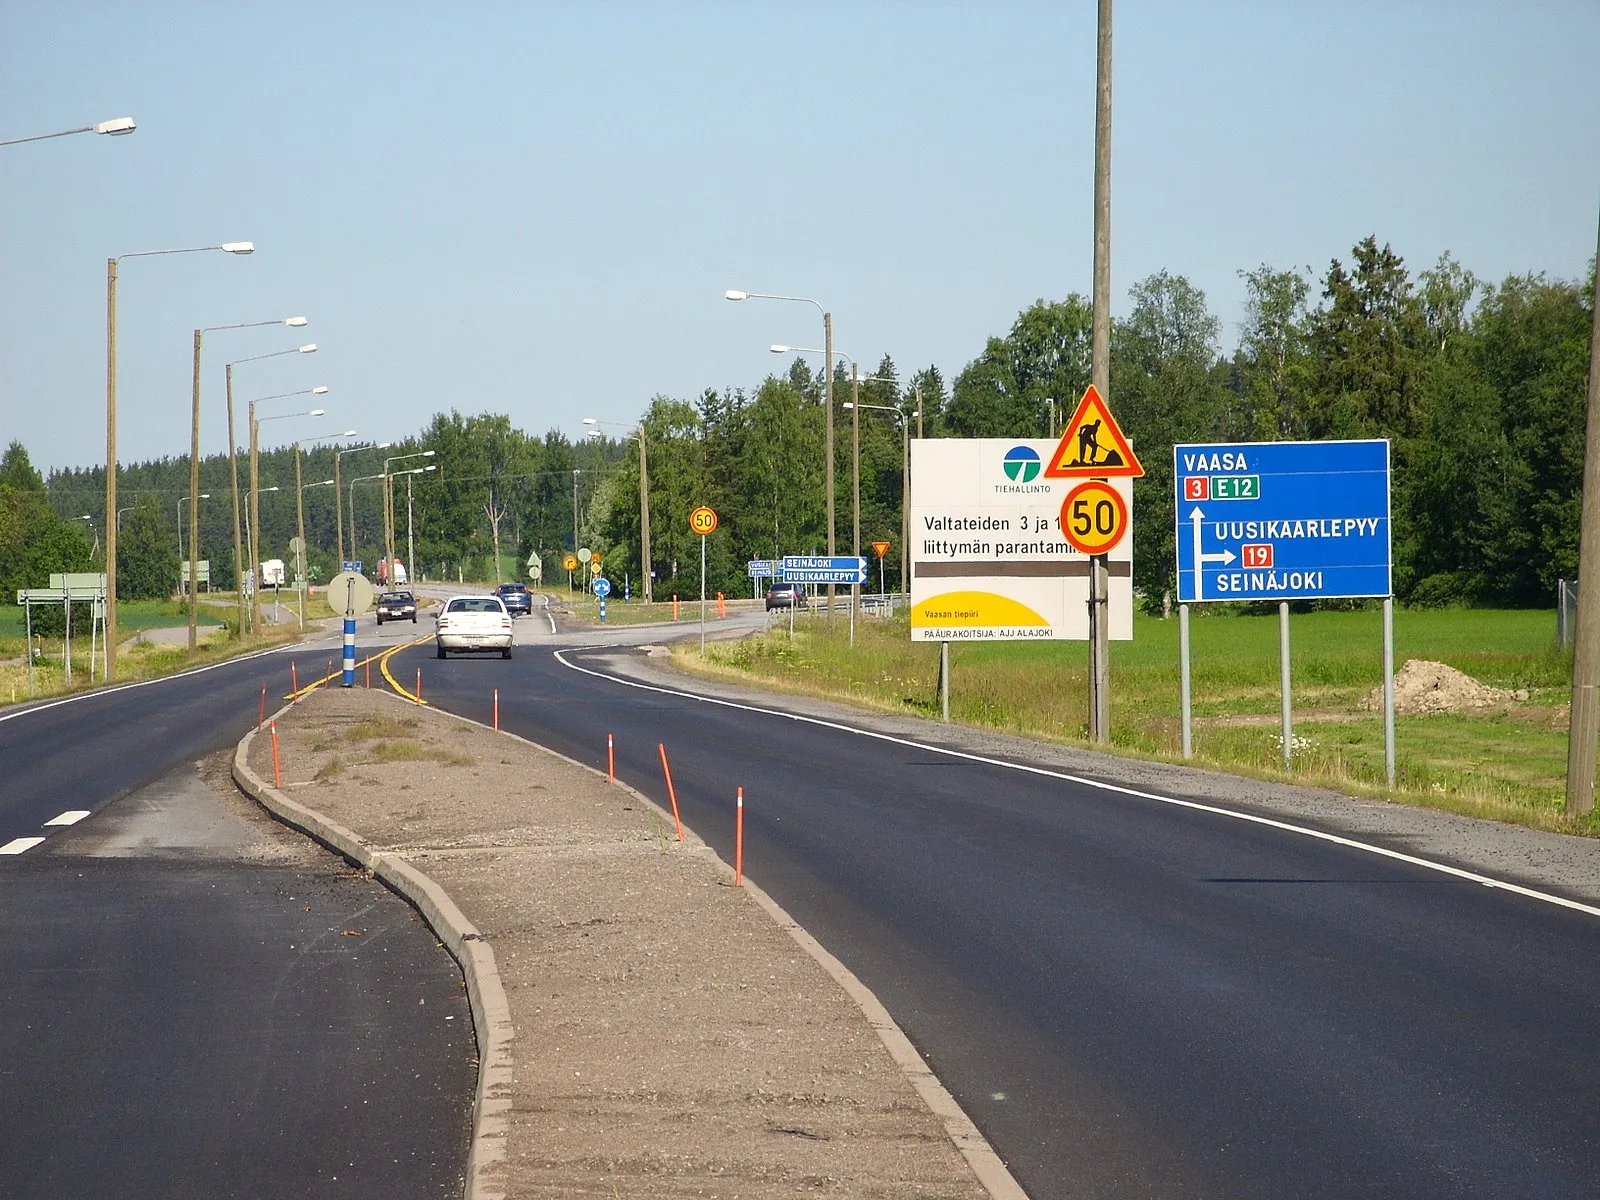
top-left (1365, 659), bottom-right (1523, 715)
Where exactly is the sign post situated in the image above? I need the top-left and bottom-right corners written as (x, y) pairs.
top-left (1173, 439), bottom-right (1393, 778)
top-left (871, 540), bottom-right (891, 596)
top-left (327, 570), bottom-right (374, 688)
top-left (593, 576), bottom-right (611, 622)
top-left (1044, 383), bottom-right (1143, 744)
top-left (690, 506), bottom-right (718, 652)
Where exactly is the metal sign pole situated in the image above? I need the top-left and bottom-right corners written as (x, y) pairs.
top-left (1383, 597), bottom-right (1396, 785)
top-left (1179, 603), bottom-right (1193, 757)
top-left (699, 533), bottom-right (707, 654)
top-left (940, 641), bottom-right (951, 722)
top-left (1279, 600), bottom-right (1293, 769)
top-left (25, 601), bottom-right (34, 696)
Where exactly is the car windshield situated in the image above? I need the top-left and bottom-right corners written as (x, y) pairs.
top-left (497, 584), bottom-right (526, 593)
top-left (381, 592), bottom-right (412, 602)
top-left (446, 598), bottom-right (503, 613)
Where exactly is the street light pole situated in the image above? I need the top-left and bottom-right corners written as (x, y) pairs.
top-left (104, 239), bottom-right (254, 679)
top-left (381, 451), bottom-right (435, 583)
top-left (249, 389), bottom-right (328, 632)
top-left (190, 317), bottom-right (308, 651)
top-left (333, 443), bottom-right (389, 566)
top-left (584, 417), bottom-right (652, 602)
top-left (226, 343), bottom-right (317, 637)
top-left (844, 398), bottom-right (910, 608)
top-left (727, 289), bottom-right (834, 613)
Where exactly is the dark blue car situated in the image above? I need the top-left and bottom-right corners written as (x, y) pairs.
top-left (495, 582), bottom-right (533, 617)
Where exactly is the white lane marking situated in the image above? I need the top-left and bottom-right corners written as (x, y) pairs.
top-left (552, 648), bottom-right (1600, 922)
top-left (44, 810), bottom-right (90, 827)
top-left (541, 595), bottom-right (557, 635)
top-left (0, 642), bottom-right (296, 727)
top-left (1, 837), bottom-right (46, 855)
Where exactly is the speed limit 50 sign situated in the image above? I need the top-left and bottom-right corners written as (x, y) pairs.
top-left (1060, 479), bottom-right (1129, 556)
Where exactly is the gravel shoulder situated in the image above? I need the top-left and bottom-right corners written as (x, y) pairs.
top-left (235, 686), bottom-right (999, 1199)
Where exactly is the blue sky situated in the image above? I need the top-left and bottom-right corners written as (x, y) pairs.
top-left (3, 1), bottom-right (1597, 473)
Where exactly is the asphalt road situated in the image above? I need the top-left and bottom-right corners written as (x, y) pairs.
top-left (401, 608), bottom-right (1600, 1199)
top-left (0, 641), bottom-right (475, 1198)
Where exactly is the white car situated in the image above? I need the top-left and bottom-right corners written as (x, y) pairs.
top-left (435, 595), bottom-right (514, 659)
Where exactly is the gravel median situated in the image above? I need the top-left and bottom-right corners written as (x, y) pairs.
top-left (233, 685), bottom-right (1009, 1199)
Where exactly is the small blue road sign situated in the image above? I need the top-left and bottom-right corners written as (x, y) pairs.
top-left (342, 560), bottom-right (363, 575)
top-left (747, 559), bottom-right (776, 579)
top-left (592, 577), bottom-right (612, 598)
top-left (1173, 439), bottom-right (1391, 603)
top-left (780, 555), bottom-right (868, 585)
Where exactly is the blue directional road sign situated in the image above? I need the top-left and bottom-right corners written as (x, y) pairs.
top-left (781, 555), bottom-right (868, 585)
top-left (747, 559), bottom-right (776, 579)
top-left (592, 577), bottom-right (612, 599)
top-left (1173, 439), bottom-right (1390, 603)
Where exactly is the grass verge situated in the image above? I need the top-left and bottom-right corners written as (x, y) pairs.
top-left (675, 606), bottom-right (1589, 835)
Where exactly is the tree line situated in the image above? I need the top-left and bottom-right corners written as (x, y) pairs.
top-left (8, 234), bottom-right (1595, 612)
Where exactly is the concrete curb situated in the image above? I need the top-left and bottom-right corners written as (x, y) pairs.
top-left (232, 710), bottom-right (512, 1200)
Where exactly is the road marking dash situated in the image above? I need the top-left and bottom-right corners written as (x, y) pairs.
top-left (1, 837), bottom-right (46, 855)
top-left (44, 810), bottom-right (90, 827)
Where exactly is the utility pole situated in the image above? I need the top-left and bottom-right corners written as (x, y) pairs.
top-left (1087, 0), bottom-right (1114, 744)
top-left (1564, 205), bottom-right (1600, 817)
top-left (639, 431), bottom-right (652, 603)
top-left (225, 364), bottom-right (244, 638)
top-left (824, 311), bottom-right (836, 620)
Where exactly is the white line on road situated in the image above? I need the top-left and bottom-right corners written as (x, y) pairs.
top-left (44, 810), bottom-right (90, 827)
top-left (553, 647), bottom-right (1600, 923)
top-left (1, 837), bottom-right (46, 855)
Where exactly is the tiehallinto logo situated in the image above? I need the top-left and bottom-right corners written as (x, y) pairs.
top-left (1002, 445), bottom-right (1041, 483)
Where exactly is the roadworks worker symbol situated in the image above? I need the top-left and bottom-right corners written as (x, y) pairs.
top-left (1045, 384), bottom-right (1144, 479)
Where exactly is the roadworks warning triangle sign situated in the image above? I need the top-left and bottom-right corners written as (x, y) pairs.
top-left (1044, 384), bottom-right (1143, 478)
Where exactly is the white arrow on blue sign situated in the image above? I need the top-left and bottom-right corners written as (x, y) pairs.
top-left (747, 559), bottom-right (776, 578)
top-left (592, 577), bottom-right (611, 598)
top-left (781, 555), bottom-right (868, 585)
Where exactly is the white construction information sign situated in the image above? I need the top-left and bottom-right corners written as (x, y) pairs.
top-left (909, 438), bottom-right (1133, 641)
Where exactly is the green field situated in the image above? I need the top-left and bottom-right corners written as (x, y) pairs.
top-left (689, 607), bottom-right (1584, 833)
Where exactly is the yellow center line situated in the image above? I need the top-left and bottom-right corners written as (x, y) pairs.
top-left (380, 634), bottom-right (435, 705)
top-left (280, 636), bottom-right (433, 703)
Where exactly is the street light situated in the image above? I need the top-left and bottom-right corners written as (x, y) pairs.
top-left (225, 342), bottom-right (317, 636)
top-left (844, 400), bottom-right (911, 606)
top-left (291, 432), bottom-right (356, 627)
top-left (0, 116), bottom-right (136, 147)
top-left (177, 493), bottom-right (211, 576)
top-left (583, 416), bottom-right (652, 603)
top-left (727, 287), bottom-right (839, 613)
top-left (104, 239), bottom-right (254, 679)
top-left (248, 389), bottom-right (328, 632)
top-left (333, 441), bottom-right (391, 565)
top-left (188, 316), bottom-right (308, 650)
top-left (381, 451), bottom-right (435, 585)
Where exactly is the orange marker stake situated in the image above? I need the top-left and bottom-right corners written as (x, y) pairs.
top-left (734, 786), bottom-right (744, 887)
top-left (607, 733), bottom-right (615, 783)
top-left (673, 595), bottom-right (680, 621)
top-left (658, 743), bottom-right (684, 841)
top-left (326, 657), bottom-right (333, 682)
top-left (493, 689), bottom-right (500, 731)
top-left (415, 667), bottom-right (422, 704)
top-left (365, 660), bottom-right (370, 689)
top-left (258, 686), bottom-right (266, 732)
top-left (291, 661), bottom-right (298, 699)
top-left (270, 720), bottom-right (282, 789)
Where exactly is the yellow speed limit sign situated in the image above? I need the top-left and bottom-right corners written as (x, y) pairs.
top-left (562, 553), bottom-right (578, 572)
top-left (689, 505), bottom-right (718, 536)
top-left (1060, 479), bottom-right (1129, 556)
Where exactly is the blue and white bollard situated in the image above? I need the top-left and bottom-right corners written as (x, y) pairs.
top-left (599, 598), bottom-right (608, 622)
top-left (342, 616), bottom-right (356, 687)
